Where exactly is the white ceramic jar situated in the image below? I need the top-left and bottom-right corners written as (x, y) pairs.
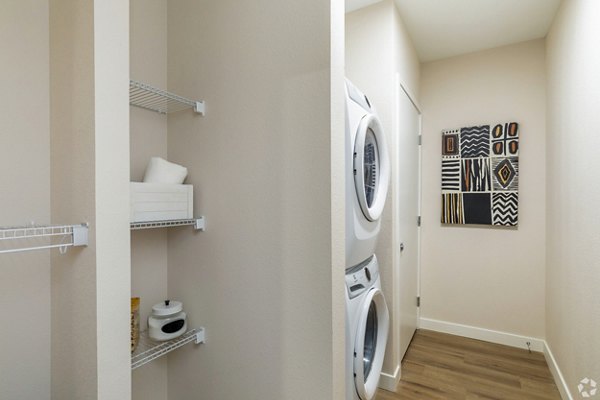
top-left (148, 300), bottom-right (187, 341)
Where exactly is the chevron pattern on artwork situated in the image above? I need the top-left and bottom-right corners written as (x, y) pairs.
top-left (461, 158), bottom-right (491, 192)
top-left (460, 125), bottom-right (490, 158)
top-left (442, 160), bottom-right (460, 191)
top-left (492, 192), bottom-right (518, 226)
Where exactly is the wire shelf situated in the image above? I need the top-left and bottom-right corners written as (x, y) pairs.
top-left (131, 328), bottom-right (205, 370)
top-left (129, 80), bottom-right (205, 116)
top-left (130, 217), bottom-right (205, 231)
top-left (0, 223), bottom-right (89, 254)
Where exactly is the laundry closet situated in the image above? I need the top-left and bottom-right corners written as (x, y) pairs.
top-left (1, 1), bottom-right (345, 399)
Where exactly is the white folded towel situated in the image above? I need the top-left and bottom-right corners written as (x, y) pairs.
top-left (143, 157), bottom-right (188, 184)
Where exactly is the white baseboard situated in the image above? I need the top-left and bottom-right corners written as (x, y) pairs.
top-left (378, 364), bottom-right (400, 392)
top-left (418, 317), bottom-right (545, 352)
top-left (543, 341), bottom-right (573, 400)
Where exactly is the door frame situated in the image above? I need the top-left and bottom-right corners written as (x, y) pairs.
top-left (391, 72), bottom-right (422, 373)
top-left (398, 81), bottom-right (422, 326)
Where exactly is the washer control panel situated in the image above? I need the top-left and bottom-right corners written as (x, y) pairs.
top-left (345, 255), bottom-right (379, 299)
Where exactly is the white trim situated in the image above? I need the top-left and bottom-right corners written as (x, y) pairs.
top-left (418, 317), bottom-right (545, 352)
top-left (378, 365), bottom-right (400, 392)
top-left (543, 341), bottom-right (573, 400)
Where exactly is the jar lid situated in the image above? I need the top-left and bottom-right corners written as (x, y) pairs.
top-left (151, 300), bottom-right (183, 316)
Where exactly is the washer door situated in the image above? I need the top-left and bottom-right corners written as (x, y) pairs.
top-left (354, 288), bottom-right (390, 400)
top-left (353, 114), bottom-right (390, 222)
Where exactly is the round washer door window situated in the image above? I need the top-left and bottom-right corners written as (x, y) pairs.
top-left (354, 114), bottom-right (390, 222)
top-left (354, 288), bottom-right (390, 400)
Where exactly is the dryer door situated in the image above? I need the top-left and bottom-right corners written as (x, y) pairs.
top-left (353, 287), bottom-right (390, 400)
top-left (353, 114), bottom-right (390, 222)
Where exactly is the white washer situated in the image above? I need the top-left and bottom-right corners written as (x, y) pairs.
top-left (345, 79), bottom-right (391, 269)
top-left (345, 255), bottom-right (389, 400)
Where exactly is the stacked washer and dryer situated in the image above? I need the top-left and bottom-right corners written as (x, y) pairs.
top-left (344, 79), bottom-right (391, 400)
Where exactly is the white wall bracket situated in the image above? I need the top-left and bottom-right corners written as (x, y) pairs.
top-left (194, 101), bottom-right (206, 116)
top-left (195, 327), bottom-right (206, 344)
top-left (72, 223), bottom-right (89, 247)
top-left (194, 217), bottom-right (206, 231)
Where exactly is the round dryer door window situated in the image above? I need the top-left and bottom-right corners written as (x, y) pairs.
top-left (354, 114), bottom-right (390, 222)
top-left (353, 288), bottom-right (390, 400)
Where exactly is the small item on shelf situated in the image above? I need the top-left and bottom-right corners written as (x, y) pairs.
top-left (131, 297), bottom-right (140, 353)
top-left (148, 300), bottom-right (187, 341)
top-left (143, 157), bottom-right (188, 184)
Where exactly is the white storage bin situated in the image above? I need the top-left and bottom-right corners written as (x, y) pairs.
top-left (130, 182), bottom-right (193, 223)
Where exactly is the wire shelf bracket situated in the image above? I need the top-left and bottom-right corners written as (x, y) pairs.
top-left (129, 80), bottom-right (205, 116)
top-left (130, 217), bottom-right (205, 232)
top-left (131, 327), bottom-right (205, 370)
top-left (0, 223), bottom-right (89, 255)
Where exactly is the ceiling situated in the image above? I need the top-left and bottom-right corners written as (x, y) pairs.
top-left (346, 0), bottom-right (562, 62)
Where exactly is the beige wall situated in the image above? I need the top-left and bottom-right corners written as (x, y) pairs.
top-left (346, 0), bottom-right (421, 379)
top-left (420, 40), bottom-right (547, 339)
top-left (129, 1), bottom-right (169, 398)
top-left (50, 0), bottom-right (130, 398)
top-left (0, 2), bottom-right (50, 399)
top-left (166, 0), bottom-right (344, 398)
top-left (50, 0), bottom-right (98, 396)
top-left (546, 0), bottom-right (600, 397)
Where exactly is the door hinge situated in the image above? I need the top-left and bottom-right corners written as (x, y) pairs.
top-left (418, 134), bottom-right (422, 145)
top-left (417, 216), bottom-right (421, 227)
top-left (417, 296), bottom-right (421, 307)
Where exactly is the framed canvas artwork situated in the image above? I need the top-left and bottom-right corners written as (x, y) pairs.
top-left (441, 122), bottom-right (519, 226)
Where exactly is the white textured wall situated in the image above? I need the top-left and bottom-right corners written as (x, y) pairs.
top-left (129, 1), bottom-right (169, 398)
top-left (546, 0), bottom-right (600, 397)
top-left (0, 2), bottom-right (50, 399)
top-left (346, 0), bottom-right (420, 377)
top-left (420, 40), bottom-right (547, 339)
top-left (94, 0), bottom-right (131, 398)
top-left (166, 0), bottom-right (344, 398)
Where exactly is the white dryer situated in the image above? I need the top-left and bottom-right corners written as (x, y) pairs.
top-left (345, 255), bottom-right (389, 400)
top-left (345, 79), bottom-right (390, 269)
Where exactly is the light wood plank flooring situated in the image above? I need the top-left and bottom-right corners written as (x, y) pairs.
top-left (376, 330), bottom-right (561, 400)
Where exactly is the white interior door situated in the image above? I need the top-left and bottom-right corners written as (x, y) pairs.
top-left (395, 81), bottom-right (421, 362)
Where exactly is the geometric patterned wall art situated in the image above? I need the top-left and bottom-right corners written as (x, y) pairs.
top-left (441, 122), bottom-right (519, 226)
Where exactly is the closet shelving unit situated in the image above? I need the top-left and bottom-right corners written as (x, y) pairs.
top-left (129, 80), bottom-right (205, 116)
top-left (130, 217), bottom-right (205, 231)
top-left (129, 78), bottom-right (206, 371)
top-left (132, 327), bottom-right (205, 370)
top-left (0, 223), bottom-right (89, 254)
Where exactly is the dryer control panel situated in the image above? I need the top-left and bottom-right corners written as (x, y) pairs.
top-left (345, 255), bottom-right (380, 299)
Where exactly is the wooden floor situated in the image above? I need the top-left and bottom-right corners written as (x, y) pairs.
top-left (376, 330), bottom-right (561, 400)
